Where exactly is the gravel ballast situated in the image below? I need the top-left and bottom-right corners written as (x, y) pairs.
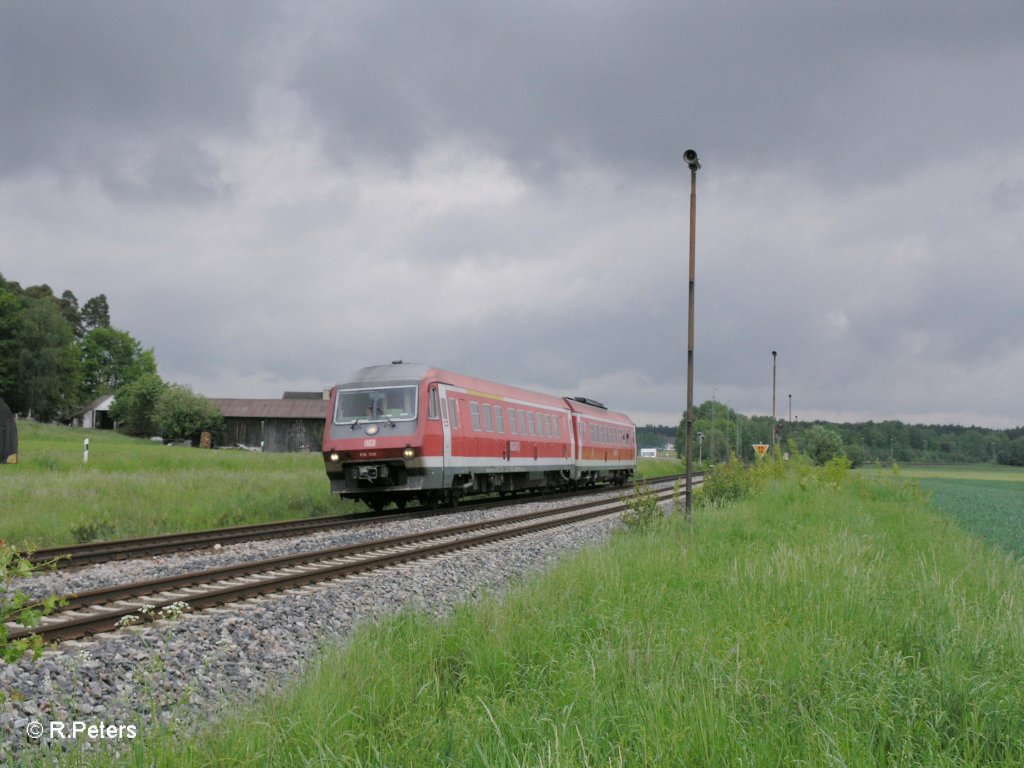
top-left (1, 492), bottom-right (647, 762)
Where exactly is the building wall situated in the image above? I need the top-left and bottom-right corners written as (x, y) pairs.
top-left (222, 418), bottom-right (324, 452)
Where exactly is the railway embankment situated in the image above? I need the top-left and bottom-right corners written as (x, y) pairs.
top-left (7, 462), bottom-right (1024, 765)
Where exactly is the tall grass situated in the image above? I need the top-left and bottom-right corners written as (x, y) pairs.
top-left (3, 423), bottom-right (682, 549)
top-left (1, 422), bottom-right (350, 548)
top-left (68, 467), bottom-right (1024, 766)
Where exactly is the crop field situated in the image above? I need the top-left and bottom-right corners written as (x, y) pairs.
top-left (861, 464), bottom-right (1024, 558)
top-left (919, 468), bottom-right (1024, 559)
top-left (872, 464), bottom-right (1024, 484)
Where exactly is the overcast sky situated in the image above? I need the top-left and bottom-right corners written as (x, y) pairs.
top-left (2, 1), bottom-right (1022, 428)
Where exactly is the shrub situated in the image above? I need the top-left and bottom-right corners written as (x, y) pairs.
top-left (110, 372), bottom-right (167, 436)
top-left (620, 482), bottom-right (662, 530)
top-left (804, 425), bottom-right (846, 466)
top-left (697, 455), bottom-right (753, 507)
top-left (154, 383), bottom-right (224, 443)
top-left (820, 455), bottom-right (852, 487)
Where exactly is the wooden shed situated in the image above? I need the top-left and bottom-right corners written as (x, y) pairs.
top-left (209, 397), bottom-right (329, 453)
top-left (69, 394), bottom-right (116, 429)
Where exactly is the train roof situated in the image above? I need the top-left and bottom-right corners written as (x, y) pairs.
top-left (337, 362), bottom-right (433, 389)
top-left (563, 396), bottom-right (634, 426)
top-left (337, 363), bottom-right (634, 425)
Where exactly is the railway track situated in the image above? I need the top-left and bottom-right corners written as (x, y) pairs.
top-left (26, 474), bottom-right (691, 570)
top-left (9, 480), bottom-right (694, 645)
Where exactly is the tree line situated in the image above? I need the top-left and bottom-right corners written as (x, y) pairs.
top-left (635, 402), bottom-right (1024, 467)
top-left (0, 272), bottom-right (222, 440)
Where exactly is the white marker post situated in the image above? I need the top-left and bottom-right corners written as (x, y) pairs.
top-left (83, 438), bottom-right (90, 464)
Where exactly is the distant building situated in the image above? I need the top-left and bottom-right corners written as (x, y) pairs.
top-left (639, 448), bottom-right (658, 458)
top-left (209, 396), bottom-right (329, 453)
top-left (69, 394), bottom-right (116, 429)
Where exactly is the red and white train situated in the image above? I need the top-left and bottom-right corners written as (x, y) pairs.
top-left (322, 362), bottom-right (636, 511)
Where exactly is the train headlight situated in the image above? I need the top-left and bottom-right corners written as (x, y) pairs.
top-left (329, 452), bottom-right (341, 462)
top-left (403, 447), bottom-right (416, 459)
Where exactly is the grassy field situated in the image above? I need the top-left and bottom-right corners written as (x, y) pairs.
top-left (37, 464), bottom-right (1024, 767)
top-left (1, 423), bottom-right (684, 549)
top-left (861, 464), bottom-right (1024, 558)
top-left (635, 456), bottom-right (684, 478)
top-left (1, 421), bottom-right (349, 548)
top-left (862, 463), bottom-right (1024, 484)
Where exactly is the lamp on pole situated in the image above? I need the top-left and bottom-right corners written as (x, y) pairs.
top-left (683, 148), bottom-right (700, 521)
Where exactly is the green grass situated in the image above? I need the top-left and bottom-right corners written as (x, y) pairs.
top-left (2, 423), bottom-right (680, 550)
top-left (921, 477), bottom-right (1024, 559)
top-left (1, 421), bottom-right (351, 549)
top-left (861, 464), bottom-right (1024, 484)
top-left (636, 456), bottom-right (684, 477)
top-left (861, 464), bottom-right (1024, 558)
top-left (52, 468), bottom-right (1024, 766)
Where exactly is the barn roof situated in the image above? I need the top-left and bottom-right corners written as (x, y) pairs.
top-left (68, 394), bottom-right (115, 419)
top-left (209, 399), bottom-right (329, 420)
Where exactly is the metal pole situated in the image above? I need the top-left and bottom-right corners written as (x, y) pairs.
top-left (771, 351), bottom-right (777, 448)
top-left (683, 149), bottom-right (700, 521)
top-left (711, 388), bottom-right (716, 466)
top-left (736, 410), bottom-right (740, 457)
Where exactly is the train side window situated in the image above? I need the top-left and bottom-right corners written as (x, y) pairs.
top-left (553, 416), bottom-right (560, 438)
top-left (470, 402), bottom-right (482, 432)
top-left (428, 386), bottom-right (439, 420)
top-left (527, 412), bottom-right (535, 436)
top-left (543, 414), bottom-right (551, 437)
top-left (494, 405), bottom-right (504, 434)
top-left (482, 404), bottom-right (493, 432)
top-left (508, 408), bottom-right (517, 434)
top-left (519, 410), bottom-right (527, 435)
top-left (449, 398), bottom-right (459, 430)
top-left (440, 396), bottom-right (448, 421)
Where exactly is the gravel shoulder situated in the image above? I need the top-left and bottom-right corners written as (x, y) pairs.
top-left (2, 493), bottom-right (633, 762)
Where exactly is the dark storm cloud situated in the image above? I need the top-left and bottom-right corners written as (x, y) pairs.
top-left (2, 1), bottom-right (1022, 428)
top-left (0, 1), bottom-right (278, 201)
top-left (293, 1), bottom-right (1024, 185)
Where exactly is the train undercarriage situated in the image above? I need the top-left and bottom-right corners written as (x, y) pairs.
top-left (331, 461), bottom-right (633, 513)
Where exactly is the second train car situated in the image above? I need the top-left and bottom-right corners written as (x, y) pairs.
top-left (322, 362), bottom-right (636, 511)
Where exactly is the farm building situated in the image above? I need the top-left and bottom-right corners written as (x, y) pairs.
top-left (69, 394), bottom-right (116, 429)
top-left (210, 395), bottom-right (329, 453)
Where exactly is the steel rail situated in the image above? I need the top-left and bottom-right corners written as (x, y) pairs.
top-left (25, 474), bottom-right (690, 570)
top-left (9, 483), bottom-right (692, 644)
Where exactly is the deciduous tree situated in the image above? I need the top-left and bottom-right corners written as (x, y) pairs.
top-left (79, 327), bottom-right (157, 400)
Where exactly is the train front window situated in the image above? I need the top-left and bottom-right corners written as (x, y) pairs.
top-left (334, 386), bottom-right (418, 425)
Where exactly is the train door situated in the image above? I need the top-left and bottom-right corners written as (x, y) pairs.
top-left (438, 385), bottom-right (452, 484)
